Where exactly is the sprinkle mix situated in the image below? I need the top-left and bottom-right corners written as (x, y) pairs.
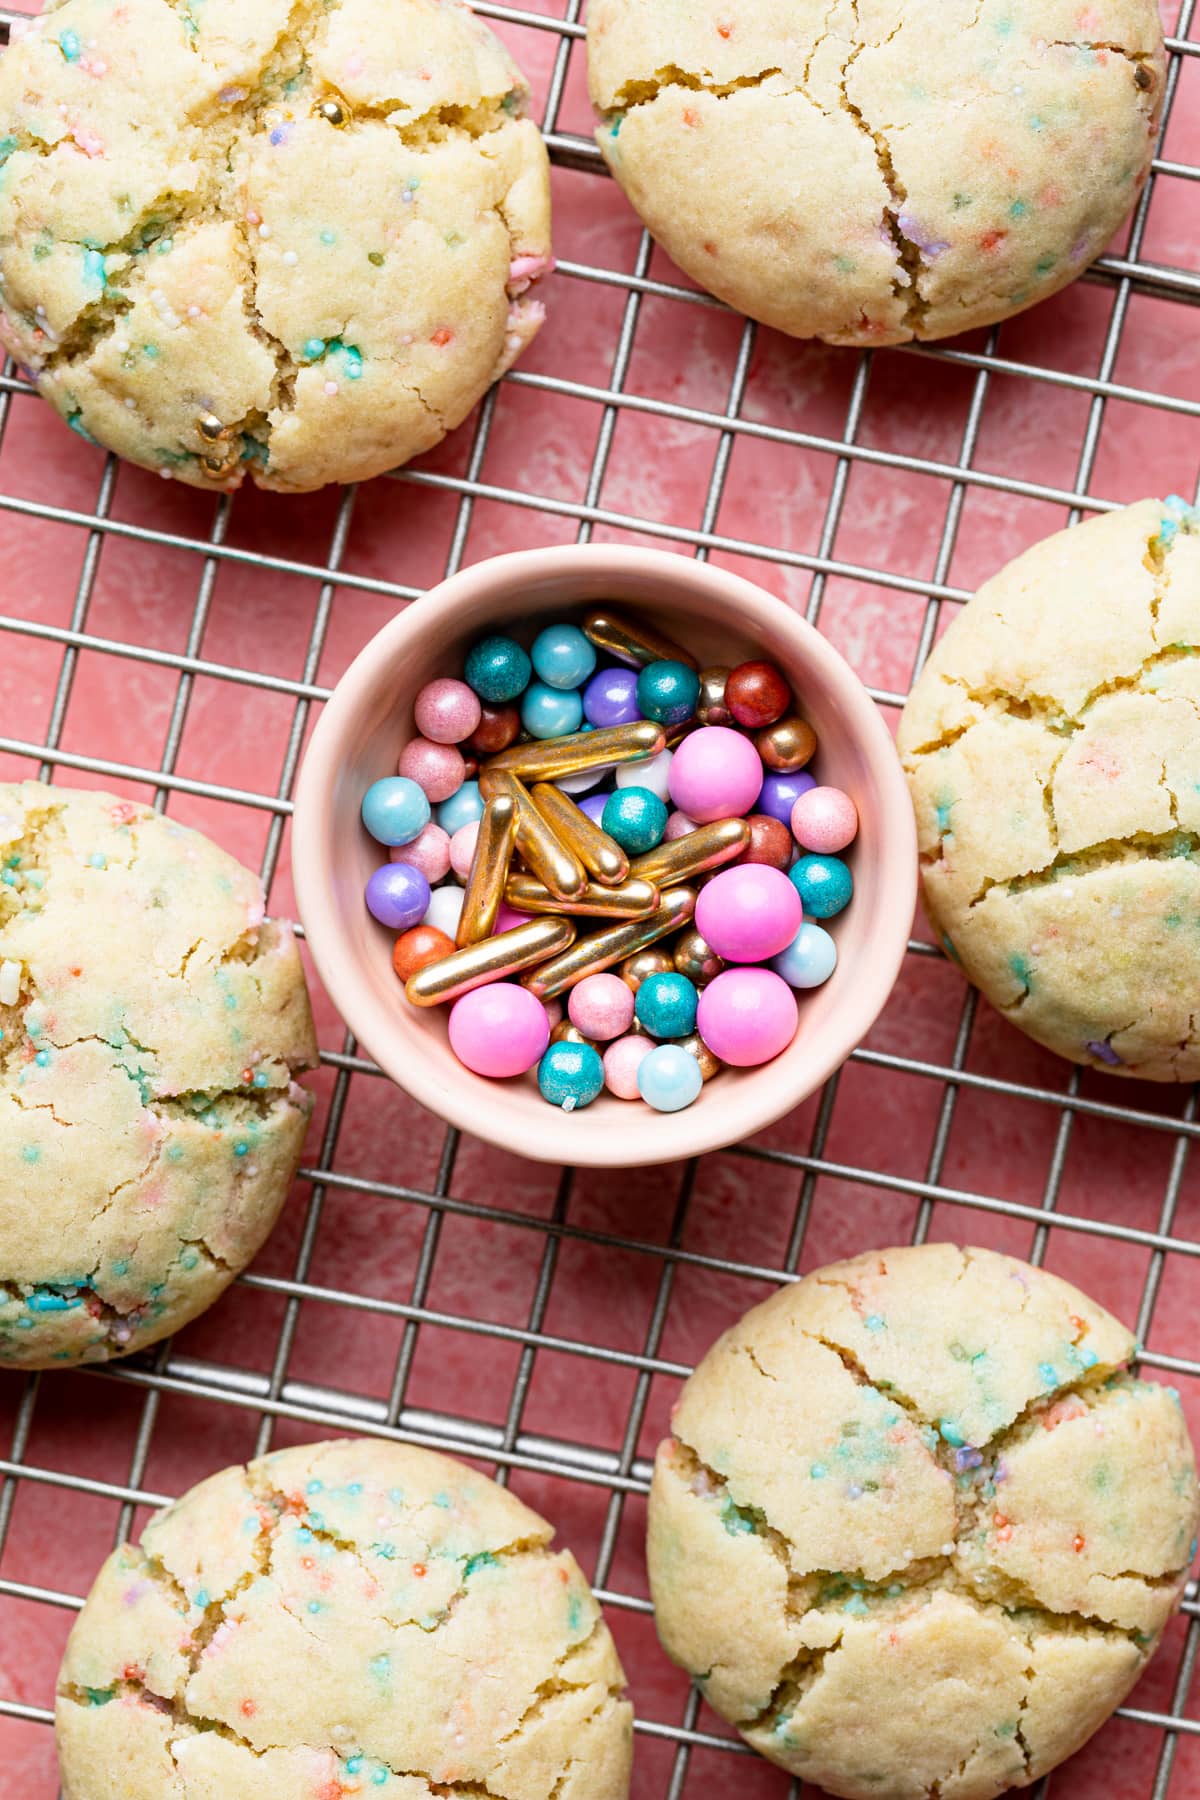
top-left (360, 609), bottom-right (859, 1115)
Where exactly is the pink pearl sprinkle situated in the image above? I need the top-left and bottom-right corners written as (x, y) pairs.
top-left (448, 982), bottom-right (548, 1079)
top-left (697, 969), bottom-right (798, 1068)
top-left (695, 865), bottom-right (803, 964)
top-left (414, 678), bottom-right (482, 746)
top-left (569, 973), bottom-right (635, 1042)
top-left (449, 821), bottom-right (480, 881)
top-left (604, 1034), bottom-right (654, 1100)
top-left (668, 726), bottom-right (763, 823)
top-left (792, 786), bottom-right (859, 855)
top-left (392, 822), bottom-right (450, 884)
top-left (664, 811), bottom-right (697, 842)
top-left (398, 737), bottom-right (465, 804)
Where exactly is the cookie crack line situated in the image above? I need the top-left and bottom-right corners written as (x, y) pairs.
top-left (837, 4), bottom-right (926, 337)
top-left (601, 62), bottom-right (785, 115)
top-left (964, 827), bottom-right (1200, 911)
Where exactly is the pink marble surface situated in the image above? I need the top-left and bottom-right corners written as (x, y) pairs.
top-left (1, 2), bottom-right (1199, 1796)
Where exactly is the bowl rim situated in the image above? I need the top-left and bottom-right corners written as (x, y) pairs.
top-left (293, 545), bottom-right (917, 1167)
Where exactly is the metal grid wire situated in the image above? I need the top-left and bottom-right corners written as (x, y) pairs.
top-left (0, 2), bottom-right (1199, 1795)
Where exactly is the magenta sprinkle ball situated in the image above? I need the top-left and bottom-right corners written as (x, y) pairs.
top-left (448, 983), bottom-right (550, 1079)
top-left (697, 968), bottom-right (799, 1068)
top-left (695, 864), bottom-right (803, 964)
top-left (668, 725), bottom-right (762, 823)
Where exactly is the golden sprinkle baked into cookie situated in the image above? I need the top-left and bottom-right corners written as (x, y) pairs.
top-left (57, 1439), bottom-right (634, 1800)
top-left (587, 0), bottom-right (1164, 344)
top-left (899, 497), bottom-right (1200, 1080)
top-left (0, 0), bottom-right (552, 490)
top-left (0, 781), bottom-right (317, 1367)
top-left (648, 1244), bottom-right (1200, 1800)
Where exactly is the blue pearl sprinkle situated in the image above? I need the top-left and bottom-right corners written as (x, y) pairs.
top-left (635, 972), bottom-right (698, 1040)
top-left (637, 1044), bottom-right (703, 1113)
top-left (464, 635), bottom-right (532, 704)
top-left (771, 922), bottom-right (839, 989)
top-left (636, 660), bottom-right (700, 727)
top-left (602, 787), bottom-right (668, 855)
top-left (789, 854), bottom-right (854, 920)
top-left (361, 777), bottom-right (430, 849)
top-left (521, 681), bottom-right (584, 741)
top-left (531, 623), bottom-right (597, 691)
top-left (538, 1042), bottom-right (604, 1112)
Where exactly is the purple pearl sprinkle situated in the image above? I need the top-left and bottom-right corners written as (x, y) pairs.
top-left (583, 666), bottom-right (641, 729)
top-left (757, 769), bottom-right (817, 825)
top-left (954, 1446), bottom-right (983, 1473)
top-left (365, 861), bottom-right (430, 931)
top-left (1086, 1039), bottom-right (1123, 1066)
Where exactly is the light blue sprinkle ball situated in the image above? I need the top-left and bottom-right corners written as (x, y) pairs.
top-left (531, 622), bottom-right (597, 691)
top-left (361, 776), bottom-right (430, 848)
top-left (638, 1043), bottom-right (703, 1113)
top-left (772, 922), bottom-right (839, 990)
top-left (521, 681), bottom-right (584, 741)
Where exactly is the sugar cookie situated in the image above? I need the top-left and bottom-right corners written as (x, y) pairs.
top-left (0, 781), bottom-right (316, 1366)
top-left (588, 0), bottom-right (1163, 344)
top-left (648, 1244), bottom-right (1199, 1799)
top-left (899, 498), bottom-right (1200, 1079)
top-left (0, 0), bottom-right (552, 490)
top-left (58, 1438), bottom-right (634, 1800)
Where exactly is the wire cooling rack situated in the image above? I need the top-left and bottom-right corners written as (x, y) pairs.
top-left (1, 3), bottom-right (1200, 1796)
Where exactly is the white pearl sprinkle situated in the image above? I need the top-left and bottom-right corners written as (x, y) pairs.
top-left (258, 223), bottom-right (272, 239)
top-left (0, 960), bottom-right (21, 1007)
top-left (282, 250), bottom-right (298, 267)
top-left (186, 304), bottom-right (201, 318)
top-left (124, 397), bottom-right (135, 409)
top-left (114, 337), bottom-right (131, 354)
top-left (324, 380), bottom-right (339, 396)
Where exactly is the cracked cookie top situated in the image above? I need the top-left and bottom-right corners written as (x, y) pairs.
top-left (898, 497), bottom-right (1200, 1081)
top-left (56, 1437), bottom-right (634, 1800)
top-left (0, 780), bottom-right (317, 1368)
top-left (647, 1243), bottom-right (1199, 1800)
top-left (0, 0), bottom-right (552, 492)
top-left (587, 0), bottom-right (1163, 345)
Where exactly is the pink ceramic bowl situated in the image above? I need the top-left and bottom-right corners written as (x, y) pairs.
top-left (293, 547), bottom-right (916, 1168)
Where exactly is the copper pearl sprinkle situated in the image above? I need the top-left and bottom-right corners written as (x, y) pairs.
top-left (479, 770), bottom-right (587, 902)
top-left (620, 949), bottom-right (674, 993)
top-left (680, 1032), bottom-right (722, 1083)
top-left (505, 874), bottom-right (660, 920)
top-left (456, 793), bottom-right (517, 949)
top-left (406, 917), bottom-right (575, 1008)
top-left (530, 782), bottom-right (629, 887)
top-left (521, 886), bottom-right (698, 1001)
top-left (757, 716), bottom-right (817, 774)
top-left (673, 928), bottom-right (724, 987)
top-left (484, 720), bottom-right (665, 783)
top-left (629, 817), bottom-right (751, 890)
top-left (696, 667), bottom-right (734, 727)
top-left (582, 610), bottom-right (699, 672)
